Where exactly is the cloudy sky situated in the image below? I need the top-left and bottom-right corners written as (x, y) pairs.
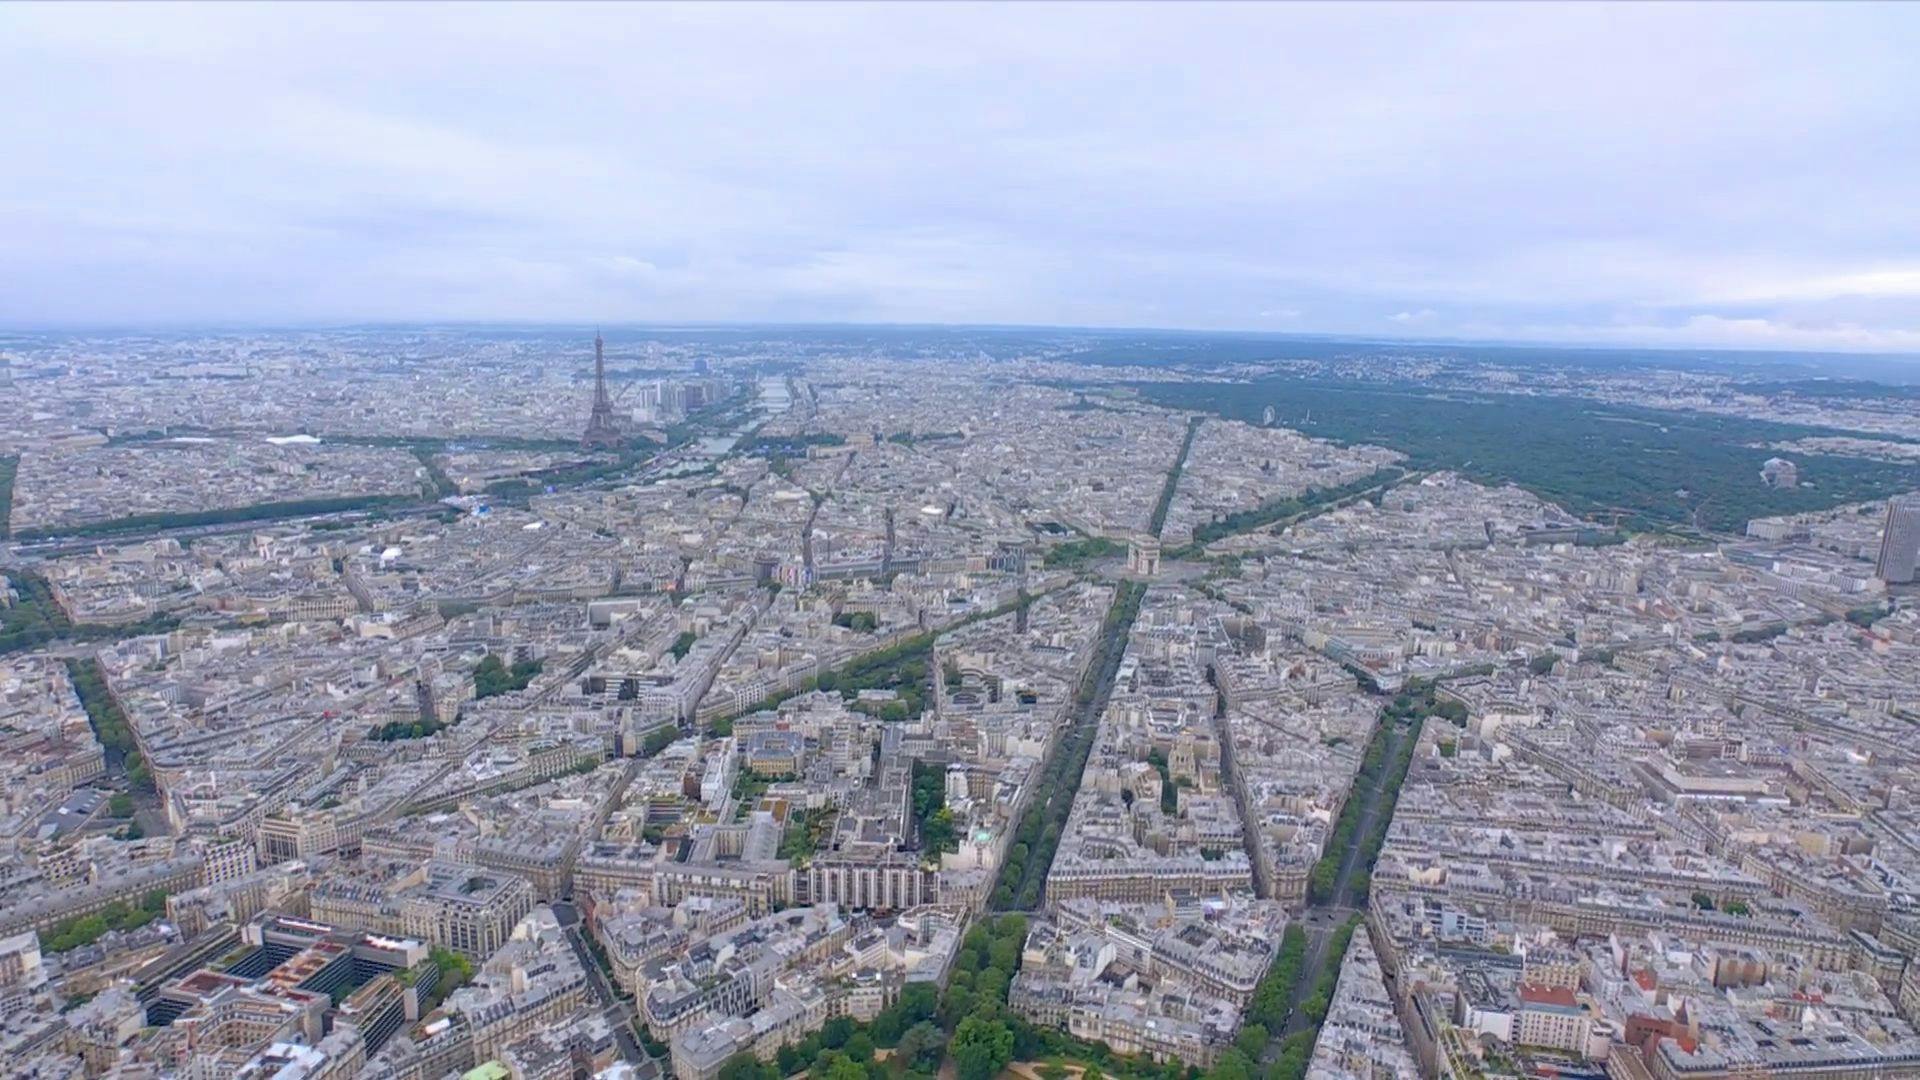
top-left (4, 2), bottom-right (1918, 351)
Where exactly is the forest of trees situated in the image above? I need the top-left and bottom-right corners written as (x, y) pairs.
top-left (1177, 468), bottom-right (1403, 552)
top-left (0, 454), bottom-right (15, 535)
top-left (1, 571), bottom-right (177, 656)
top-left (833, 610), bottom-right (879, 633)
top-left (1306, 709), bottom-right (1424, 906)
top-left (474, 653), bottom-right (542, 698)
top-left (911, 759), bottom-right (958, 861)
top-left (1136, 375), bottom-right (1920, 532)
top-left (66, 657), bottom-right (155, 794)
top-left (711, 912), bottom-right (1223, 1080)
top-left (14, 493), bottom-right (418, 541)
top-left (369, 715), bottom-right (452, 742)
top-left (993, 582), bottom-right (1145, 911)
top-left (41, 889), bottom-right (167, 953)
top-left (1043, 535), bottom-right (1122, 569)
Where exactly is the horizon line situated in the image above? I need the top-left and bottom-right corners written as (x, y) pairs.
top-left (3, 317), bottom-right (1917, 363)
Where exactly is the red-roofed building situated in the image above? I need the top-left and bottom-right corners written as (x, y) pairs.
top-left (1519, 982), bottom-right (1579, 1008)
top-left (1516, 981), bottom-right (1595, 1056)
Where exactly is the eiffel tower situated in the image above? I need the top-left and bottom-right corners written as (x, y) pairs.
top-left (581, 330), bottom-right (624, 449)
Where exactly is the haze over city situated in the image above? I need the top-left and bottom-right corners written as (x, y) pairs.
top-left (4, 6), bottom-right (1920, 1080)
top-left (4, 2), bottom-right (1920, 351)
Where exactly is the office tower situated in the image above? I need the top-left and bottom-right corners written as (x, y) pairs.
top-left (1876, 495), bottom-right (1920, 583)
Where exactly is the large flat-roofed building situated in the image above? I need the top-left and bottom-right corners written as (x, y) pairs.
top-left (0, 930), bottom-right (44, 990)
top-left (1011, 897), bottom-right (1284, 1069)
top-left (398, 862), bottom-right (535, 958)
top-left (670, 980), bottom-right (833, 1080)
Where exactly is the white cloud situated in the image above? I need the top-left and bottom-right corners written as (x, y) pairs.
top-left (1697, 267), bottom-right (1920, 305)
top-left (1, 1), bottom-right (1917, 354)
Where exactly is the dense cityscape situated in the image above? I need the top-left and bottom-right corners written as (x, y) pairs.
top-left (0, 326), bottom-right (1913, 1080)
